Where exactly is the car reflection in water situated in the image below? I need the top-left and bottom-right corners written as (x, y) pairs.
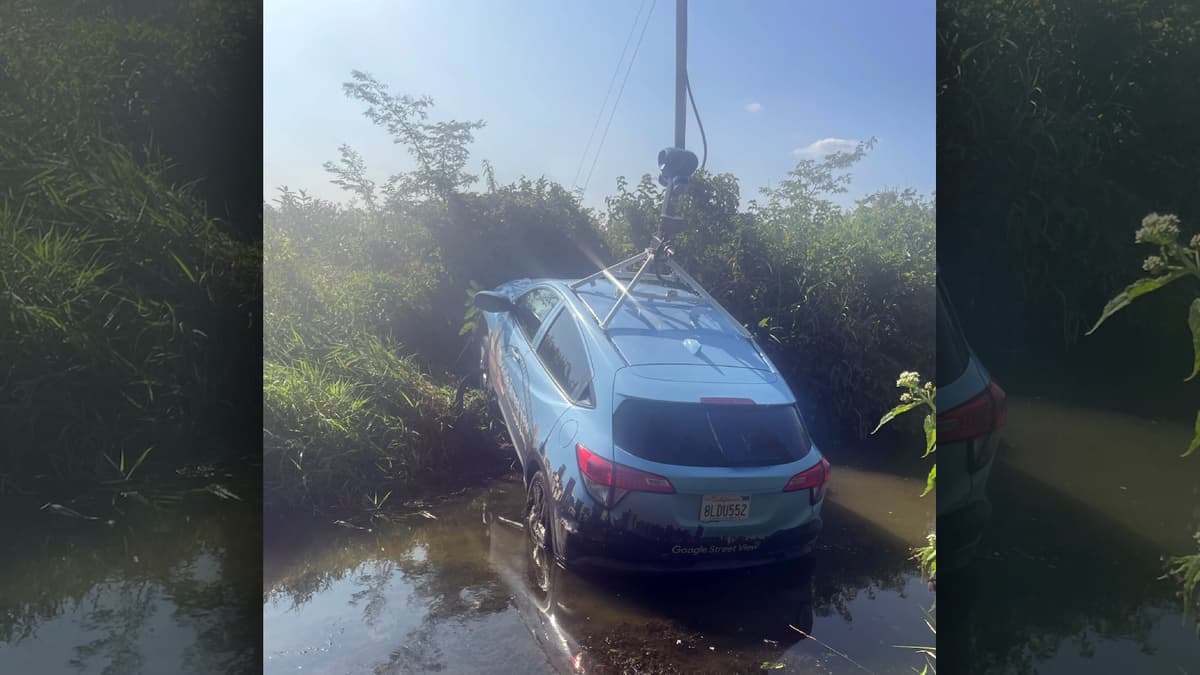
top-left (483, 494), bottom-right (815, 673)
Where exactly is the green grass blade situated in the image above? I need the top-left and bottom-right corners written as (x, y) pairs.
top-left (125, 445), bottom-right (154, 480)
top-left (1184, 410), bottom-right (1199, 458)
top-left (168, 249), bottom-right (197, 283)
top-left (1186, 298), bottom-right (1199, 382)
top-left (921, 464), bottom-right (935, 498)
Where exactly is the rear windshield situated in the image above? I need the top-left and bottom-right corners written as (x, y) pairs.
top-left (936, 280), bottom-right (971, 387)
top-left (613, 400), bottom-right (813, 467)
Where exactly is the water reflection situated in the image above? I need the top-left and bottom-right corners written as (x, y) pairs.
top-left (0, 500), bottom-right (260, 674)
top-left (264, 471), bottom-right (934, 674)
top-left (939, 397), bottom-right (1200, 674)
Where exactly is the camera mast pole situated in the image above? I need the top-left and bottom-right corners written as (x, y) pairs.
top-left (674, 0), bottom-right (687, 151)
top-left (571, 0), bottom-right (747, 339)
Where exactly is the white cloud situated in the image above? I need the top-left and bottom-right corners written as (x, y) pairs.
top-left (743, 101), bottom-right (763, 113)
top-left (792, 137), bottom-right (859, 158)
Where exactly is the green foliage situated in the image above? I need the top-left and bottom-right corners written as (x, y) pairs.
top-left (873, 371), bottom-right (937, 527)
top-left (1163, 535), bottom-right (1199, 634)
top-left (939, 0), bottom-right (1200, 408)
top-left (261, 334), bottom-right (496, 514)
top-left (263, 194), bottom-right (501, 514)
top-left (1088, 213), bottom-right (1200, 630)
top-left (340, 70), bottom-right (486, 203)
top-left (873, 371), bottom-right (937, 671)
top-left (0, 137), bottom-right (258, 485)
top-left (0, 1), bottom-right (260, 501)
top-left (1087, 213), bottom-right (1200, 456)
top-left (1, 0), bottom-right (261, 223)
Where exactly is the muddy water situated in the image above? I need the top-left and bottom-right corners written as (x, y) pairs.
top-left (263, 458), bottom-right (935, 675)
top-left (0, 494), bottom-right (261, 674)
top-left (940, 397), bottom-right (1200, 674)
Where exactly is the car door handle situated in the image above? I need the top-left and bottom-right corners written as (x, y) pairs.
top-left (508, 347), bottom-right (523, 362)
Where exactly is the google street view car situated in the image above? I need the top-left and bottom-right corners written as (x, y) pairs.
top-left (474, 245), bottom-right (830, 571)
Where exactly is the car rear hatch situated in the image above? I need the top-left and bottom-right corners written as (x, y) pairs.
top-left (574, 365), bottom-right (828, 543)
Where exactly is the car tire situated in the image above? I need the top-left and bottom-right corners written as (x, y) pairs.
top-left (525, 470), bottom-right (556, 591)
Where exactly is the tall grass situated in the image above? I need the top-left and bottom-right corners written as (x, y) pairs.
top-left (0, 1), bottom-right (260, 502)
top-left (262, 335), bottom-right (497, 515)
top-left (0, 137), bottom-right (259, 491)
top-left (263, 206), bottom-right (500, 516)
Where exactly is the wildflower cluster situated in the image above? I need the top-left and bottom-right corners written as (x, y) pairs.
top-left (1133, 212), bottom-right (1200, 276)
top-left (1135, 212), bottom-right (1181, 245)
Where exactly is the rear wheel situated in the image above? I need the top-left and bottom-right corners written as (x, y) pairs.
top-left (526, 471), bottom-right (554, 591)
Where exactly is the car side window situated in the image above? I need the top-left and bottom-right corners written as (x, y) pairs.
top-left (536, 310), bottom-right (594, 406)
top-left (514, 288), bottom-right (560, 342)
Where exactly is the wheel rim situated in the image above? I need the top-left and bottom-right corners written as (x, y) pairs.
top-left (527, 478), bottom-right (551, 592)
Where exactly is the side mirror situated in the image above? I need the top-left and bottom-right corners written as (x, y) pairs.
top-left (474, 291), bottom-right (515, 313)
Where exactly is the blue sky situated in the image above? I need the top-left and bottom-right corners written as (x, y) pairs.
top-left (264, 0), bottom-right (934, 211)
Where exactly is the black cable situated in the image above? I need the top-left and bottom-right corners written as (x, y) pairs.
top-left (582, 0), bottom-right (657, 195)
top-left (686, 71), bottom-right (707, 172)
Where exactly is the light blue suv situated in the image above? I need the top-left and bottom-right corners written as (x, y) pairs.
top-left (474, 256), bottom-right (829, 571)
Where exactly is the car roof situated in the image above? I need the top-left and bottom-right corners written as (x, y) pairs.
top-left (502, 276), bottom-right (774, 372)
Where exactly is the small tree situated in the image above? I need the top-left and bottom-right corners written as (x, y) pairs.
top-left (340, 70), bottom-right (485, 203)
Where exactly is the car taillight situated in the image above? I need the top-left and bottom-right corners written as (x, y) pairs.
top-left (784, 457), bottom-right (830, 503)
top-left (576, 444), bottom-right (674, 508)
top-left (938, 381), bottom-right (1006, 444)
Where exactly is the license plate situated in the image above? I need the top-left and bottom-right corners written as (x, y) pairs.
top-left (700, 495), bottom-right (750, 522)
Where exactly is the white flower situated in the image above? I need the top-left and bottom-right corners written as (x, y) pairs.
top-left (1142, 255), bottom-right (1166, 273)
top-left (897, 371), bottom-right (921, 389)
top-left (1135, 213), bottom-right (1181, 245)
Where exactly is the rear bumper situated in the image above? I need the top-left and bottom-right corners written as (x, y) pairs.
top-left (557, 516), bottom-right (822, 573)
